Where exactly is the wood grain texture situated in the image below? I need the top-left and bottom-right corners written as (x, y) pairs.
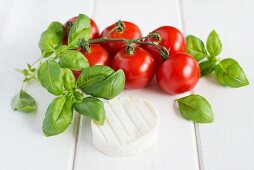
top-left (73, 0), bottom-right (199, 170)
top-left (0, 0), bottom-right (94, 169)
top-left (181, 0), bottom-right (254, 169)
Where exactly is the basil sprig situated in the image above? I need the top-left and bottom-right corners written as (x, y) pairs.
top-left (12, 13), bottom-right (126, 137)
top-left (186, 30), bottom-right (249, 88)
top-left (176, 94), bottom-right (214, 123)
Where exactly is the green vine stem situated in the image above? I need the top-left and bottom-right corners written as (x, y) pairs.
top-left (87, 20), bottom-right (168, 59)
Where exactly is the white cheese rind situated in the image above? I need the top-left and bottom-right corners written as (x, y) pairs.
top-left (91, 96), bottom-right (160, 157)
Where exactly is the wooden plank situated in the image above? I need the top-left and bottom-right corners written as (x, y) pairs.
top-left (181, 0), bottom-right (254, 169)
top-left (0, 0), bottom-right (94, 169)
top-left (74, 0), bottom-right (199, 170)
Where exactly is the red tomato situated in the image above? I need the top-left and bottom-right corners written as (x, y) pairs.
top-left (72, 44), bottom-right (111, 79)
top-left (63, 17), bottom-right (99, 44)
top-left (111, 47), bottom-right (155, 89)
top-left (100, 21), bottom-right (142, 55)
top-left (156, 52), bottom-right (200, 94)
top-left (143, 26), bottom-right (186, 66)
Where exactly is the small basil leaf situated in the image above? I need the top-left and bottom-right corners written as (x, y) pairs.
top-left (68, 14), bottom-right (90, 49)
top-left (206, 30), bottom-right (222, 57)
top-left (215, 58), bottom-right (249, 87)
top-left (74, 91), bottom-right (83, 103)
top-left (74, 97), bottom-right (105, 125)
top-left (77, 65), bottom-right (125, 99)
top-left (176, 94), bottom-right (214, 123)
top-left (38, 30), bottom-right (61, 57)
top-left (186, 35), bottom-right (208, 61)
top-left (62, 68), bottom-right (75, 90)
top-left (11, 90), bottom-right (37, 113)
top-left (199, 59), bottom-right (218, 76)
top-left (37, 60), bottom-right (65, 95)
top-left (59, 50), bottom-right (89, 70)
top-left (56, 45), bottom-right (68, 57)
top-left (47, 21), bottom-right (65, 41)
top-left (43, 96), bottom-right (73, 136)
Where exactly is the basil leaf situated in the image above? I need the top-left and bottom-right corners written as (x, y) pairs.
top-left (74, 91), bottom-right (83, 103)
top-left (68, 14), bottom-right (90, 49)
top-left (47, 21), bottom-right (65, 40)
top-left (74, 97), bottom-right (105, 125)
top-left (199, 59), bottom-right (218, 76)
top-left (59, 50), bottom-right (89, 70)
top-left (43, 96), bottom-right (73, 136)
top-left (38, 30), bottom-right (61, 57)
top-left (176, 94), bottom-right (214, 123)
top-left (37, 60), bottom-right (65, 95)
top-left (56, 45), bottom-right (68, 58)
top-left (206, 30), bottom-right (222, 57)
top-left (77, 65), bottom-right (125, 99)
top-left (62, 68), bottom-right (75, 90)
top-left (11, 90), bottom-right (37, 113)
top-left (186, 35), bottom-right (208, 61)
top-left (215, 58), bottom-right (249, 87)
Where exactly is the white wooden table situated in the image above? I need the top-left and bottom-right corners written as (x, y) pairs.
top-left (0, 0), bottom-right (253, 169)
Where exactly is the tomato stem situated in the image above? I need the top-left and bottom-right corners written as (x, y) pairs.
top-left (87, 23), bottom-right (169, 59)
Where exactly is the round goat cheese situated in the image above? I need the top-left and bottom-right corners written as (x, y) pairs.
top-left (91, 96), bottom-right (160, 157)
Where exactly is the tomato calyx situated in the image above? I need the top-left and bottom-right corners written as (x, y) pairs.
top-left (115, 20), bottom-right (125, 32)
top-left (66, 21), bottom-right (73, 30)
top-left (158, 46), bottom-right (169, 60)
top-left (126, 44), bottom-right (135, 55)
top-left (147, 32), bottom-right (161, 43)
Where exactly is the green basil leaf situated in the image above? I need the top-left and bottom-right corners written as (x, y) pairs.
top-left (68, 14), bottom-right (90, 49)
top-left (11, 90), bottom-right (37, 113)
top-left (43, 96), bottom-right (73, 136)
top-left (62, 68), bottom-right (75, 90)
top-left (77, 65), bottom-right (125, 99)
top-left (176, 94), bottom-right (214, 123)
top-left (59, 50), bottom-right (89, 70)
top-left (186, 35), bottom-right (208, 61)
top-left (47, 21), bottom-right (65, 41)
top-left (38, 30), bottom-right (61, 57)
top-left (74, 97), bottom-right (105, 125)
top-left (206, 30), bottom-right (222, 57)
top-left (74, 91), bottom-right (83, 103)
top-left (199, 58), bottom-right (218, 76)
top-left (37, 60), bottom-right (65, 95)
top-left (215, 58), bottom-right (249, 87)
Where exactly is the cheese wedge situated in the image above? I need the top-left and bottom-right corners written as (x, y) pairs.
top-left (91, 96), bottom-right (160, 157)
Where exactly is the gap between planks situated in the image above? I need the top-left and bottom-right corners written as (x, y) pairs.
top-left (178, 0), bottom-right (203, 169)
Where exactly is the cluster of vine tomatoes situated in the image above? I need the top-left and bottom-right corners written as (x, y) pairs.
top-left (63, 16), bottom-right (200, 94)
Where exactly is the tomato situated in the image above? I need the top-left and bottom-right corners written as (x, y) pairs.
top-left (100, 21), bottom-right (142, 55)
top-left (63, 17), bottom-right (99, 44)
top-left (143, 26), bottom-right (186, 66)
top-left (72, 44), bottom-right (110, 79)
top-left (156, 52), bottom-right (200, 94)
top-left (111, 47), bottom-right (155, 89)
